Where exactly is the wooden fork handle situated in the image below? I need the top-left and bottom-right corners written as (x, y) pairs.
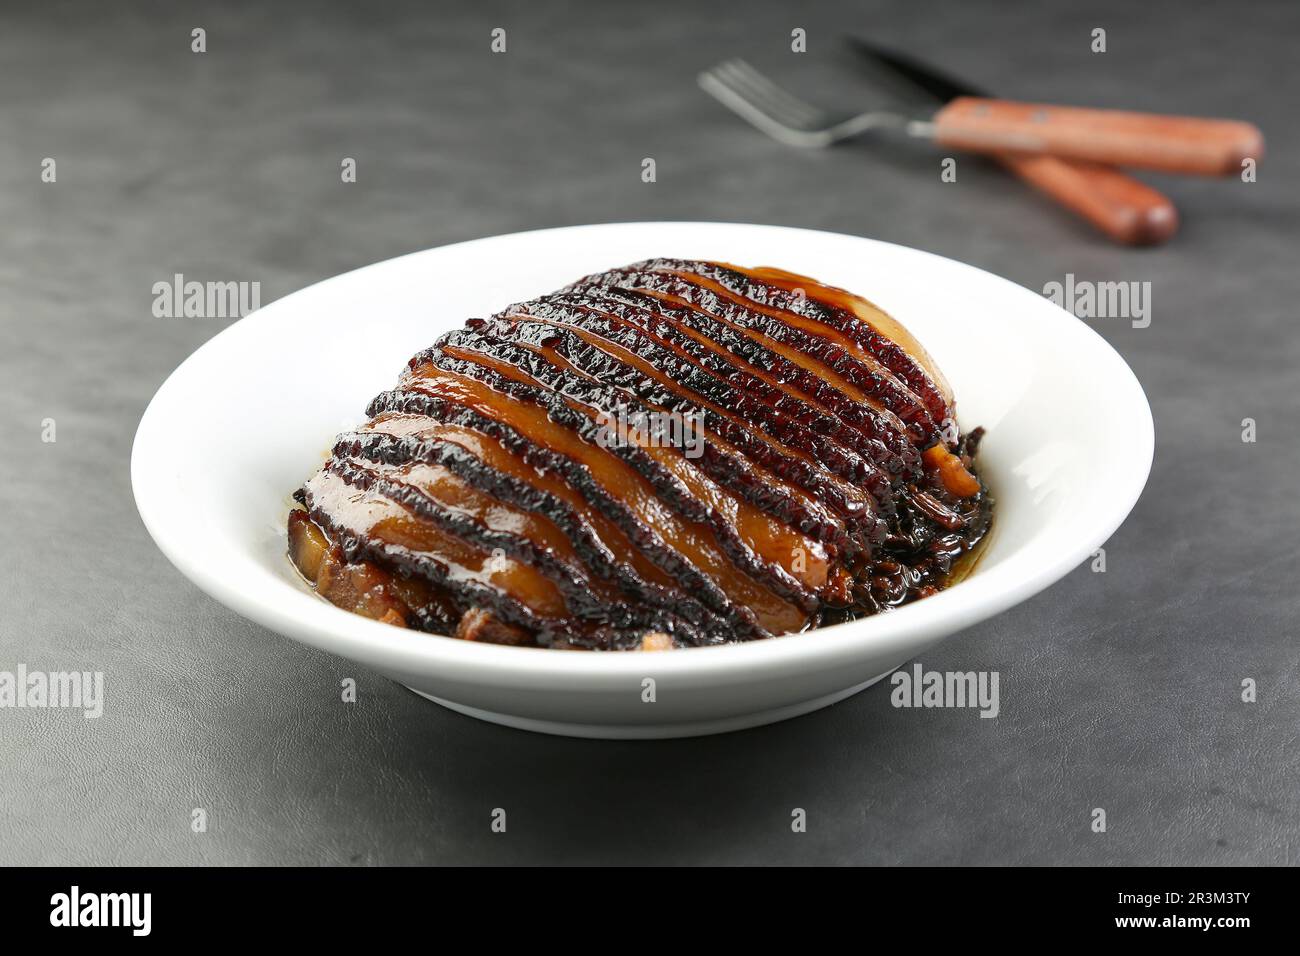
top-left (933, 97), bottom-right (1263, 176)
top-left (996, 153), bottom-right (1178, 245)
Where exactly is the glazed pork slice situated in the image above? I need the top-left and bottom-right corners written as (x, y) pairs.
top-left (289, 260), bottom-right (993, 649)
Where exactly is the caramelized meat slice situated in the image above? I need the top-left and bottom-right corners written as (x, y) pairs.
top-left (289, 260), bottom-right (993, 649)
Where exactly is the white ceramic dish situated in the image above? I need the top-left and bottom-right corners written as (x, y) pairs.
top-left (132, 222), bottom-right (1153, 738)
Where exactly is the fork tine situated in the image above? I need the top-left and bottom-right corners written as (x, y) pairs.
top-left (722, 59), bottom-right (825, 125)
top-left (702, 60), bottom-right (816, 131)
top-left (698, 59), bottom-right (839, 147)
top-left (700, 74), bottom-right (828, 147)
top-left (717, 59), bottom-right (826, 128)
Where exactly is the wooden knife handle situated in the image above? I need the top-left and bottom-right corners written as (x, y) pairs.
top-left (933, 97), bottom-right (1263, 176)
top-left (996, 153), bottom-right (1178, 245)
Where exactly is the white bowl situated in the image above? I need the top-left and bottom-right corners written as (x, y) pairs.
top-left (132, 222), bottom-right (1153, 738)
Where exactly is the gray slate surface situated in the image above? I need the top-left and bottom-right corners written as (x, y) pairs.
top-left (1, 0), bottom-right (1296, 865)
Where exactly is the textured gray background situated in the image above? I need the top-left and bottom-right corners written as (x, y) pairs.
top-left (2, 0), bottom-right (1296, 865)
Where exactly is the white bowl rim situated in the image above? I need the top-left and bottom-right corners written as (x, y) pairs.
top-left (131, 221), bottom-right (1154, 688)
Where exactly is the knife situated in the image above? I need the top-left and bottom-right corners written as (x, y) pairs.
top-left (848, 37), bottom-right (1188, 245)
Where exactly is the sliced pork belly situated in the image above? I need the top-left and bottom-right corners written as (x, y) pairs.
top-left (289, 260), bottom-right (993, 649)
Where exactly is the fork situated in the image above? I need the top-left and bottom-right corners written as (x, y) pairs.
top-left (698, 58), bottom-right (1263, 176)
top-left (698, 58), bottom-right (934, 148)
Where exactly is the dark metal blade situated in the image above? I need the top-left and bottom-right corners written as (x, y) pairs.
top-left (847, 36), bottom-right (990, 104)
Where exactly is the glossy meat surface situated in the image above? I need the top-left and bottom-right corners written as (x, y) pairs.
top-left (289, 260), bottom-right (993, 649)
